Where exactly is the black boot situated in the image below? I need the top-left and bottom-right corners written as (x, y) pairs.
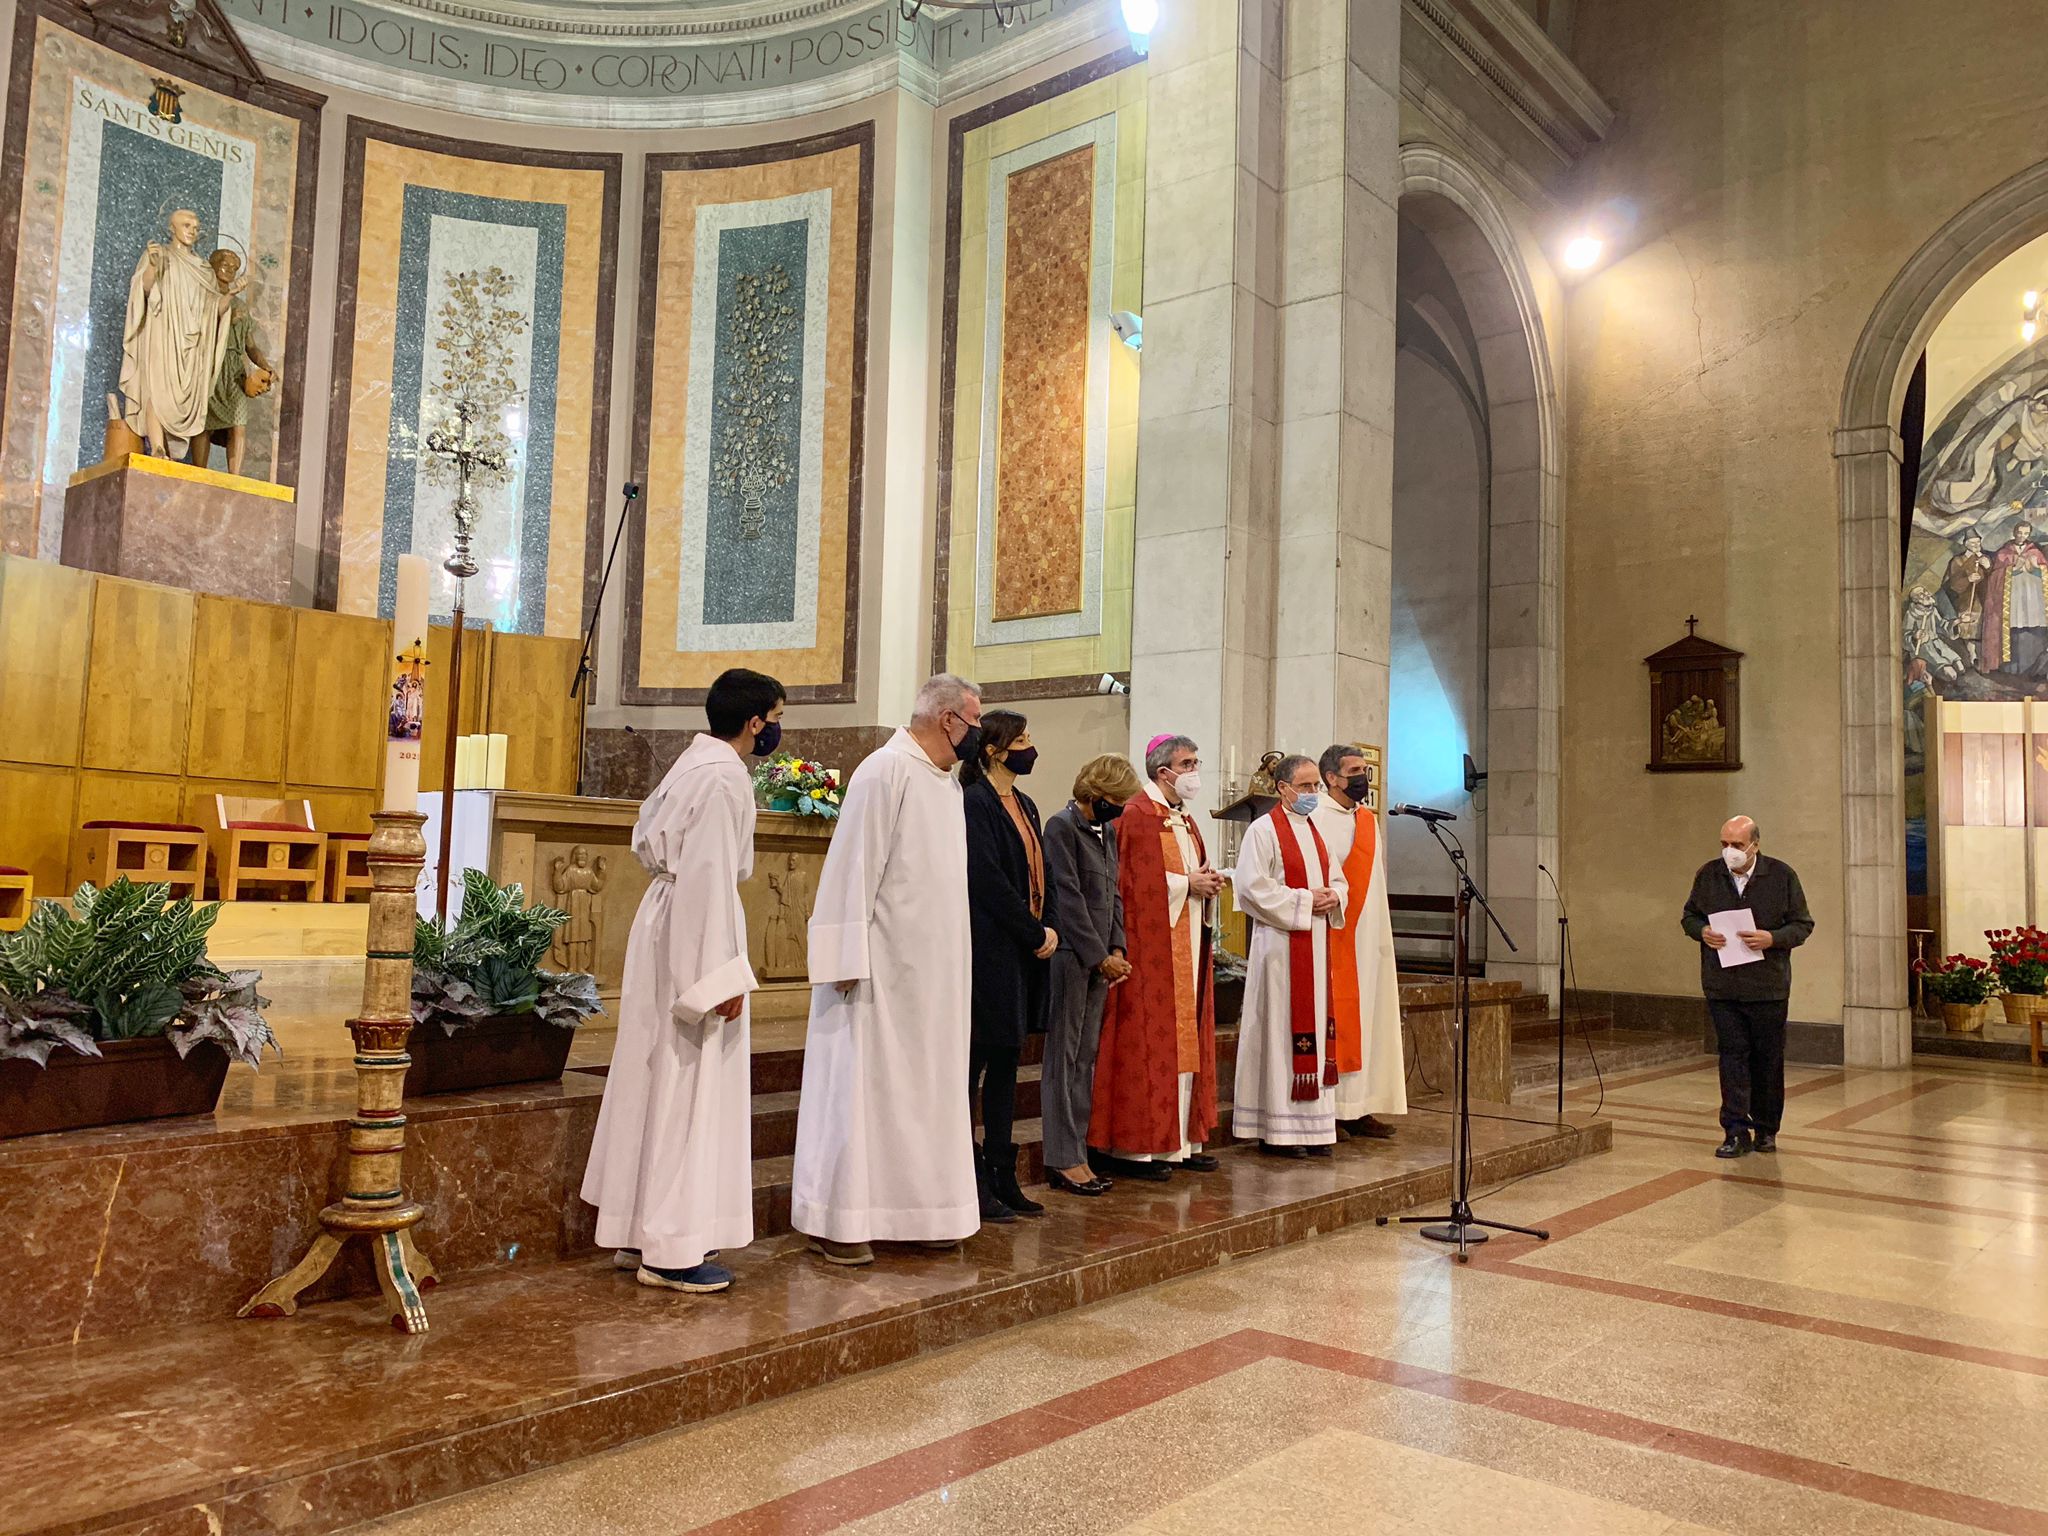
top-left (990, 1142), bottom-right (1044, 1217)
top-left (974, 1142), bottom-right (1017, 1223)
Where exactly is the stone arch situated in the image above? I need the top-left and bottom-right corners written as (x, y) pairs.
top-left (1396, 143), bottom-right (1563, 998)
top-left (1836, 157), bottom-right (2048, 1065)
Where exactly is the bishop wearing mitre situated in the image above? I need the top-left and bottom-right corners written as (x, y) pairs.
top-left (1313, 744), bottom-right (1406, 1136)
top-left (1232, 755), bottom-right (1348, 1155)
top-left (790, 674), bottom-right (986, 1266)
top-left (116, 209), bottom-right (238, 458)
top-left (582, 669), bottom-right (785, 1295)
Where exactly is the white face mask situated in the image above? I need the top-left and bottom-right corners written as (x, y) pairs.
top-left (1172, 770), bottom-right (1202, 803)
top-left (1721, 845), bottom-right (1751, 872)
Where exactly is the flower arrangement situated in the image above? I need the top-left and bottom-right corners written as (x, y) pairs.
top-left (1985, 926), bottom-right (2048, 996)
top-left (0, 878), bottom-right (277, 1067)
top-left (752, 753), bottom-right (842, 820)
top-left (411, 870), bottom-right (604, 1035)
top-left (1913, 952), bottom-right (1999, 1006)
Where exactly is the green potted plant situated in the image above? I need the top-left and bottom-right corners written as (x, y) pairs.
top-left (751, 753), bottom-right (843, 819)
top-left (407, 868), bottom-right (604, 1095)
top-left (1986, 926), bottom-right (2048, 1034)
top-left (1914, 952), bottom-right (1998, 1034)
top-left (0, 878), bottom-right (278, 1138)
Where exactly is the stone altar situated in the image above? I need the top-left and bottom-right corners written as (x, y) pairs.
top-left (62, 454), bottom-right (295, 604)
top-left (420, 790), bottom-right (834, 1017)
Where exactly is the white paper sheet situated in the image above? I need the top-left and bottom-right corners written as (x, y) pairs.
top-left (1708, 907), bottom-right (1763, 968)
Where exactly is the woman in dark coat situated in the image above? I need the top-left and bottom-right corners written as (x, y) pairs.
top-left (961, 708), bottom-right (1059, 1220)
top-left (1041, 753), bottom-right (1141, 1197)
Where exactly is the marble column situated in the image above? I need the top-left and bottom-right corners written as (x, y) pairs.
top-left (1130, 0), bottom-right (1403, 829)
top-left (1128, 0), bottom-right (1285, 826)
top-left (1269, 0), bottom-right (1400, 758)
top-left (1834, 423), bottom-right (1912, 1067)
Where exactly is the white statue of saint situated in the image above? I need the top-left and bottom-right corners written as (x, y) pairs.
top-left (113, 208), bottom-right (240, 458)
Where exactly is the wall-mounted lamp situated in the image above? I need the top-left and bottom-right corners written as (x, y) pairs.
top-left (1097, 673), bottom-right (1129, 697)
top-left (1109, 310), bottom-right (1142, 351)
top-left (1121, 0), bottom-right (1158, 54)
top-left (1562, 235), bottom-right (1603, 272)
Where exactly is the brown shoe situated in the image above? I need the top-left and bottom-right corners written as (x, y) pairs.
top-left (807, 1236), bottom-right (874, 1266)
top-left (913, 1238), bottom-right (962, 1252)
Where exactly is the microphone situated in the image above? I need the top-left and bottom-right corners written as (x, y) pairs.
top-left (1391, 802), bottom-right (1457, 822)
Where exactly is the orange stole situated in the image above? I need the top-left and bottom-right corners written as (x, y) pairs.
top-left (1329, 808), bottom-right (1376, 1075)
top-left (1161, 820), bottom-right (1199, 1073)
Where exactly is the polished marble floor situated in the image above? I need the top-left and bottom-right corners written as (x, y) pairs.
top-left (347, 1056), bottom-right (2048, 1536)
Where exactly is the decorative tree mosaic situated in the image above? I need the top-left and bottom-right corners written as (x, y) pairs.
top-left (713, 262), bottom-right (800, 540)
top-left (418, 265), bottom-right (526, 498)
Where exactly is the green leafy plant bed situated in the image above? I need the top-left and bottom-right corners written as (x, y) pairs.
top-left (0, 878), bottom-right (278, 1138)
top-left (407, 870), bottom-right (603, 1097)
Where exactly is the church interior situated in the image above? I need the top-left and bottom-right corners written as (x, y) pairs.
top-left (3, 0), bottom-right (2046, 1531)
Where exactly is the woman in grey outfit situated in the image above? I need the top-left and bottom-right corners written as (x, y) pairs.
top-left (1040, 753), bottom-right (1141, 1197)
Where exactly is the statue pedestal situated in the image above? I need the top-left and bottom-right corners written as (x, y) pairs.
top-left (62, 454), bottom-right (295, 604)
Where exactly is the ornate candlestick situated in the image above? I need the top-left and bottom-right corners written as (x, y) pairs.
top-left (241, 811), bottom-right (438, 1331)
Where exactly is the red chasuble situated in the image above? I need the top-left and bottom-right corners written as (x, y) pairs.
top-left (1088, 793), bottom-right (1218, 1155)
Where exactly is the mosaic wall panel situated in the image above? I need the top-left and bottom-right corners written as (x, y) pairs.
top-left (321, 119), bottom-right (620, 639)
top-left (0, 2), bottom-right (317, 558)
top-left (623, 125), bottom-right (871, 705)
top-left (934, 54), bottom-right (1144, 700)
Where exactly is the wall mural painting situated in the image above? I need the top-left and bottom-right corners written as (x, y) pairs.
top-left (322, 120), bottom-right (620, 640)
top-left (623, 126), bottom-right (872, 705)
top-left (0, 2), bottom-right (317, 558)
top-left (933, 54), bottom-right (1144, 700)
top-left (1901, 348), bottom-right (2048, 895)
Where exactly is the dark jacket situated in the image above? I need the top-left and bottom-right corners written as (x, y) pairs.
top-left (1680, 853), bottom-right (1814, 1001)
top-left (964, 779), bottom-right (1060, 1050)
top-left (1044, 804), bottom-right (1124, 973)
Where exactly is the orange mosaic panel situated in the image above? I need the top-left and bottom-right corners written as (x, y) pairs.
top-left (991, 146), bottom-right (1094, 623)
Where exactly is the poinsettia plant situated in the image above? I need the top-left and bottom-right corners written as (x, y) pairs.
top-left (1914, 952), bottom-right (2000, 1006)
top-left (1985, 926), bottom-right (2048, 996)
top-left (411, 869), bottom-right (604, 1035)
top-left (751, 753), bottom-right (842, 820)
top-left (0, 878), bottom-right (277, 1067)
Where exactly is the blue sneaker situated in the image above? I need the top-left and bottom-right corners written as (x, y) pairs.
top-left (636, 1261), bottom-right (733, 1293)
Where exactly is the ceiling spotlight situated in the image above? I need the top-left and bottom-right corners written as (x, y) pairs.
top-left (2027, 290), bottom-right (2040, 312)
top-left (1121, 0), bottom-right (1158, 51)
top-left (1562, 235), bottom-right (1603, 272)
top-left (2025, 319), bottom-right (2039, 345)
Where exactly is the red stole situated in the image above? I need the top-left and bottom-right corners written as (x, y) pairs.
top-left (1328, 807), bottom-right (1375, 1075)
top-left (1268, 805), bottom-right (1337, 1102)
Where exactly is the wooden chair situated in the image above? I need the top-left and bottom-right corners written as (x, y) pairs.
top-left (0, 866), bottom-right (30, 932)
top-left (77, 820), bottom-right (207, 895)
top-left (210, 796), bottom-right (325, 902)
top-left (325, 830), bottom-right (373, 903)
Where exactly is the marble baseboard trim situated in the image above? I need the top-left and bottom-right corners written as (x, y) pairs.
top-left (12, 1110), bottom-right (1607, 1536)
top-left (1569, 988), bottom-right (1846, 1065)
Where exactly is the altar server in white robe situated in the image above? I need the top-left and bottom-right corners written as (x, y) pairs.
top-left (1314, 743), bottom-right (1406, 1137)
top-left (582, 668), bottom-right (785, 1294)
top-left (1232, 755), bottom-right (1348, 1155)
top-left (791, 674), bottom-right (984, 1266)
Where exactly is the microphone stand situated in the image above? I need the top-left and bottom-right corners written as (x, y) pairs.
top-left (1540, 861), bottom-right (1569, 1121)
top-left (1380, 816), bottom-right (1549, 1262)
top-left (571, 482), bottom-right (639, 796)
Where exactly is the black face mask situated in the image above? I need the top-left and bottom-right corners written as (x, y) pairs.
top-left (948, 715), bottom-right (984, 768)
top-left (751, 720), bottom-right (782, 758)
top-left (1344, 774), bottom-right (1370, 802)
top-left (1004, 745), bottom-right (1038, 776)
top-left (1092, 798), bottom-right (1126, 824)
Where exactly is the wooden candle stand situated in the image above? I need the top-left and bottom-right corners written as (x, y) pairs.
top-left (239, 810), bottom-right (439, 1332)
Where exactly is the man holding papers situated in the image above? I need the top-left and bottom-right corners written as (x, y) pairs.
top-left (1680, 816), bottom-right (1815, 1159)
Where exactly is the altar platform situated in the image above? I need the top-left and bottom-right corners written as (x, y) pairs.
top-left (4, 1069), bottom-right (1607, 1536)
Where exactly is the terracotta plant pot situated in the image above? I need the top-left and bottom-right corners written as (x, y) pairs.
top-left (403, 1012), bottom-right (575, 1097)
top-left (1940, 1001), bottom-right (1989, 1035)
top-left (0, 1036), bottom-right (230, 1139)
top-left (2000, 991), bottom-right (2048, 1032)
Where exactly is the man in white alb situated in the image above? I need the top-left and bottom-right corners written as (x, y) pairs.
top-left (790, 673), bottom-right (985, 1265)
top-left (1232, 755), bottom-right (1347, 1156)
top-left (1313, 743), bottom-right (1406, 1138)
top-left (582, 668), bottom-right (785, 1293)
